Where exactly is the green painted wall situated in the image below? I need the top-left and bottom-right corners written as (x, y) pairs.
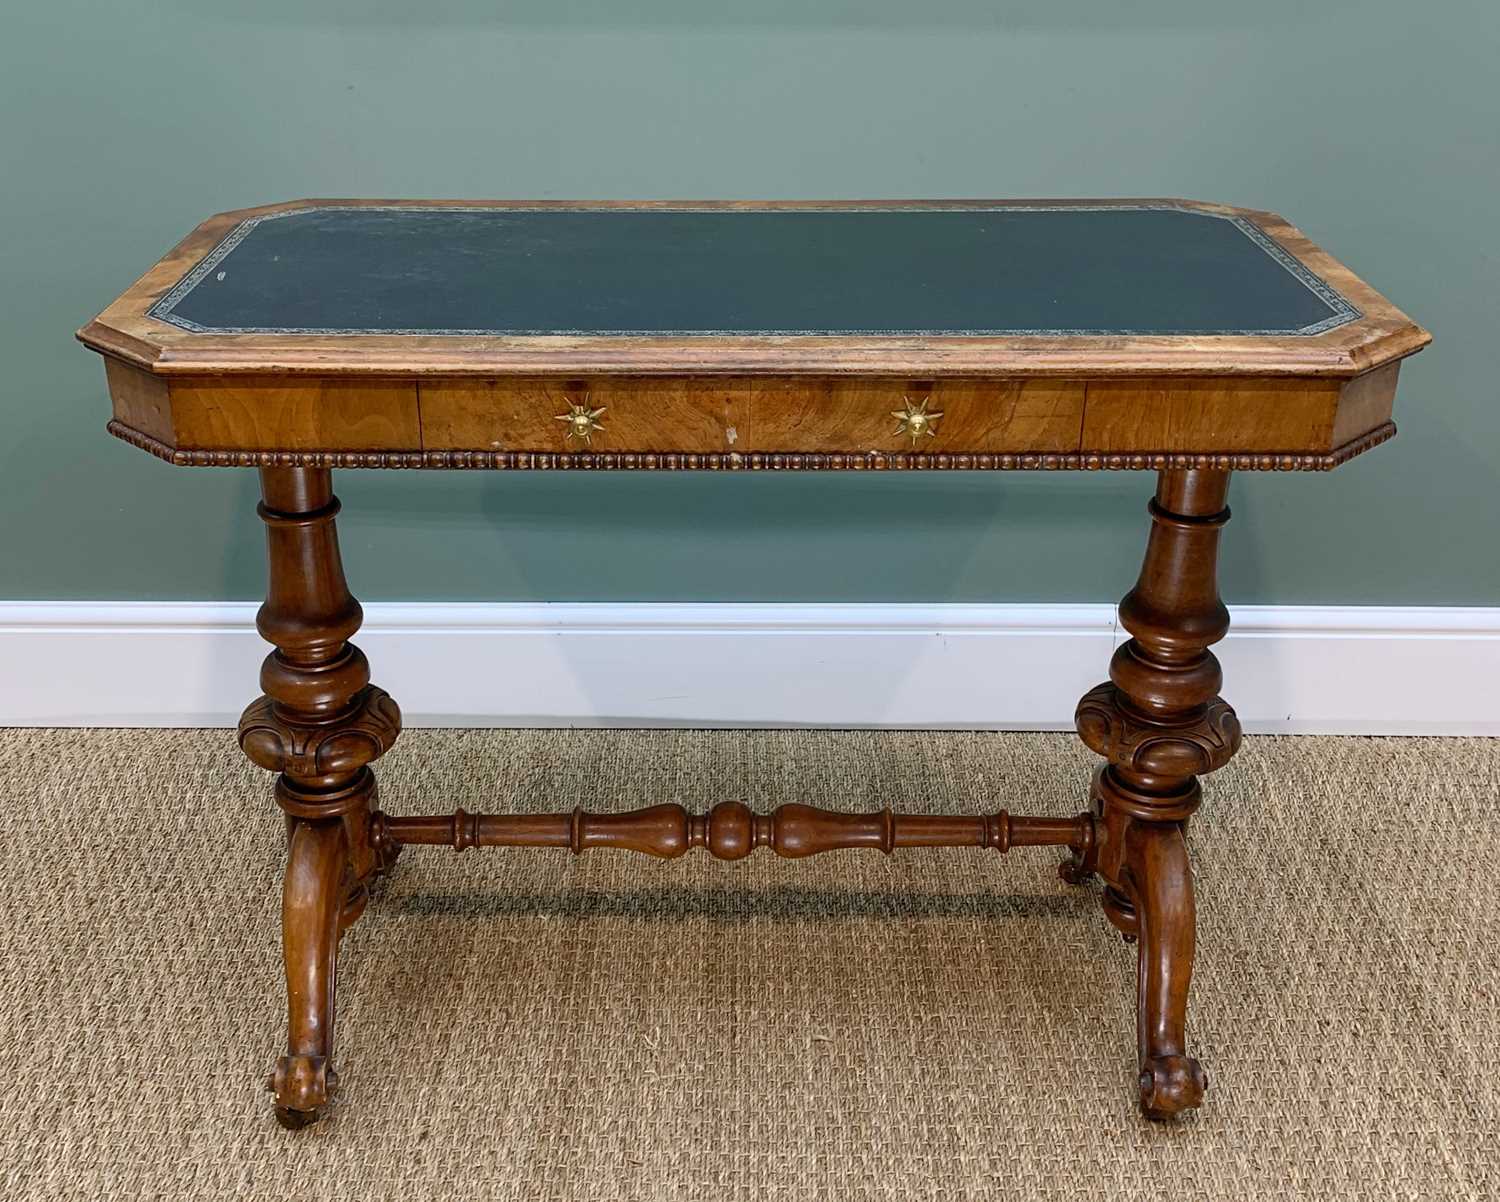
top-left (3, 2), bottom-right (1493, 604)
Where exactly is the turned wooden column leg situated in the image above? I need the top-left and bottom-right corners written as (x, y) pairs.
top-left (236, 467), bottom-right (401, 1129)
top-left (1075, 468), bottom-right (1240, 1120)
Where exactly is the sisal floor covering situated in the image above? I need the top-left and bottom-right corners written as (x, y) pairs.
top-left (0, 728), bottom-right (1495, 1201)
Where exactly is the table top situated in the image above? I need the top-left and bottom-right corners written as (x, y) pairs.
top-left (148, 204), bottom-right (1353, 339)
top-left (81, 199), bottom-right (1429, 473)
top-left (80, 199), bottom-right (1427, 378)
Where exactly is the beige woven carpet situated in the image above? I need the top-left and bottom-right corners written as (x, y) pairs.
top-left (1, 729), bottom-right (1496, 1201)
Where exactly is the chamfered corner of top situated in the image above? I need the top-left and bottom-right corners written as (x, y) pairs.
top-left (208, 197), bottom-right (324, 224)
top-left (1153, 198), bottom-right (1287, 226)
top-left (74, 317), bottom-right (163, 371)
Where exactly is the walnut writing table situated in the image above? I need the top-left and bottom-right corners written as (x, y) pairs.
top-left (79, 199), bottom-right (1429, 1128)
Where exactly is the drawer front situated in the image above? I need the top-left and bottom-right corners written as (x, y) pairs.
top-left (745, 379), bottom-right (1084, 454)
top-left (421, 378), bottom-right (745, 453)
top-left (419, 377), bottom-right (1085, 455)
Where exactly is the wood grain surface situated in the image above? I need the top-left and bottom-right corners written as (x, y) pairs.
top-left (170, 377), bottom-right (420, 451)
top-left (101, 362), bottom-right (1402, 465)
top-left (1081, 377), bottom-right (1344, 452)
top-left (422, 377), bottom-right (743, 453)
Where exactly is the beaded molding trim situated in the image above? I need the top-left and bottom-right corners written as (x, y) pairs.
top-left (108, 420), bottom-right (1396, 472)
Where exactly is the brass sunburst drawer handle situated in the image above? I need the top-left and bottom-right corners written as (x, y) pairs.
top-left (892, 396), bottom-right (943, 445)
top-left (554, 398), bottom-right (607, 446)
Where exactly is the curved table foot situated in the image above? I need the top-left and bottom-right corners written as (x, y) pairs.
top-left (268, 819), bottom-right (348, 1128)
top-left (1128, 820), bottom-right (1204, 1120)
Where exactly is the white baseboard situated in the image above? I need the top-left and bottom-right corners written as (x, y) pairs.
top-left (0, 602), bottom-right (1495, 734)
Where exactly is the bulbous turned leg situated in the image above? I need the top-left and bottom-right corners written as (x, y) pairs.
top-left (1075, 468), bottom-right (1240, 1120)
top-left (271, 819), bottom-right (348, 1129)
top-left (1126, 818), bottom-right (1207, 1120)
top-left (238, 466), bottom-right (402, 1130)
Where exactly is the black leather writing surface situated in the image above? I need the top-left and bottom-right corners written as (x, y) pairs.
top-left (150, 205), bottom-right (1357, 337)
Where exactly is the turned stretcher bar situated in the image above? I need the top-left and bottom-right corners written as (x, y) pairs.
top-left (375, 802), bottom-right (1097, 861)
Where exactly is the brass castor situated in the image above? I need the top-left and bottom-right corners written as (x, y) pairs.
top-left (274, 1104), bottom-right (324, 1131)
top-left (1058, 855), bottom-right (1094, 885)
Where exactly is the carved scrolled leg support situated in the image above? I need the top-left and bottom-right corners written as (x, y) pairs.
top-left (237, 467), bottom-right (401, 1130)
top-left (271, 818), bottom-right (347, 1129)
top-left (1127, 818), bottom-right (1206, 1120)
top-left (1075, 468), bottom-right (1240, 1120)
